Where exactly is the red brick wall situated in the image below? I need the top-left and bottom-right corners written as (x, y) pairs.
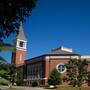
top-left (44, 58), bottom-right (69, 85)
top-left (12, 50), bottom-right (26, 65)
top-left (45, 59), bottom-right (68, 76)
top-left (44, 58), bottom-right (90, 86)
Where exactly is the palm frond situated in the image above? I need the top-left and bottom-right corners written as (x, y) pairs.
top-left (0, 56), bottom-right (7, 63)
top-left (0, 43), bottom-right (15, 52)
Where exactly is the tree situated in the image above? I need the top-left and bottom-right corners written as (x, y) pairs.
top-left (0, 63), bottom-right (10, 85)
top-left (48, 69), bottom-right (61, 86)
top-left (87, 72), bottom-right (90, 86)
top-left (0, 0), bottom-right (37, 41)
top-left (0, 55), bottom-right (8, 80)
top-left (0, 77), bottom-right (10, 85)
top-left (0, 43), bottom-right (15, 80)
top-left (65, 59), bottom-right (88, 87)
top-left (0, 63), bottom-right (16, 82)
top-left (0, 56), bottom-right (6, 64)
top-left (15, 71), bottom-right (23, 86)
top-left (0, 42), bottom-right (15, 64)
top-left (7, 64), bottom-right (16, 85)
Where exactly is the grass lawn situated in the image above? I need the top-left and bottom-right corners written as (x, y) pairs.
top-left (56, 87), bottom-right (90, 90)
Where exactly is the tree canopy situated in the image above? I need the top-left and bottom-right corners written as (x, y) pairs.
top-left (0, 63), bottom-right (16, 85)
top-left (0, 0), bottom-right (37, 41)
top-left (65, 59), bottom-right (89, 87)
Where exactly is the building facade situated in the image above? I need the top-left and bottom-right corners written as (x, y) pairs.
top-left (23, 47), bottom-right (90, 86)
top-left (11, 26), bottom-right (90, 86)
top-left (24, 49), bottom-right (90, 86)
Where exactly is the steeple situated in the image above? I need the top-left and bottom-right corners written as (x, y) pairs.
top-left (17, 23), bottom-right (26, 41)
top-left (11, 23), bottom-right (27, 65)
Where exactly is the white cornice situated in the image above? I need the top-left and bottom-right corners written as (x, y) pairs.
top-left (17, 39), bottom-right (27, 42)
top-left (16, 48), bottom-right (26, 51)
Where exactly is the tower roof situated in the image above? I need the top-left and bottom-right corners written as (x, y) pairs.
top-left (17, 24), bottom-right (26, 41)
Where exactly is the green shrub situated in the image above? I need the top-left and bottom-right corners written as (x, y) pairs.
top-left (48, 69), bottom-right (61, 86)
top-left (0, 77), bottom-right (10, 85)
top-left (32, 81), bottom-right (38, 87)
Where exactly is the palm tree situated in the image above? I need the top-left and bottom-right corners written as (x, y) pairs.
top-left (0, 43), bottom-right (15, 51)
top-left (0, 42), bottom-right (16, 86)
top-left (0, 42), bottom-right (15, 63)
top-left (0, 56), bottom-right (6, 64)
top-left (7, 64), bottom-right (16, 85)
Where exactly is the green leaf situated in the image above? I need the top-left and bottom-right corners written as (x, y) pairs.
top-left (0, 43), bottom-right (15, 52)
top-left (0, 56), bottom-right (7, 63)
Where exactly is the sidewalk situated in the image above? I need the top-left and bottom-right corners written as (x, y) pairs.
top-left (0, 86), bottom-right (50, 90)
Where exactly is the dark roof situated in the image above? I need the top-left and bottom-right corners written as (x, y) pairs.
top-left (25, 53), bottom-right (80, 63)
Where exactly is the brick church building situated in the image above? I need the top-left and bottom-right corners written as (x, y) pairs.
top-left (12, 25), bottom-right (90, 86)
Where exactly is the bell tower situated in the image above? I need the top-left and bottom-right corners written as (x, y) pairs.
top-left (12, 24), bottom-right (27, 65)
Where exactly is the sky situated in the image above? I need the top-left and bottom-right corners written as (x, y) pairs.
top-left (0, 0), bottom-right (90, 63)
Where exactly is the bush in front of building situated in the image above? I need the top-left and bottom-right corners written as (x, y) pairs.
top-left (32, 81), bottom-right (38, 87)
top-left (48, 69), bottom-right (61, 87)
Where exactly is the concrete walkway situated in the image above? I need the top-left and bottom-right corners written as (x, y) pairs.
top-left (0, 86), bottom-right (50, 90)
